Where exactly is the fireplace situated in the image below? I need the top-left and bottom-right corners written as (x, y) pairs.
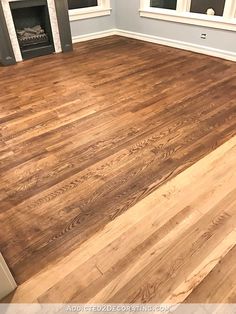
top-left (10, 0), bottom-right (54, 59)
top-left (0, 0), bottom-right (73, 65)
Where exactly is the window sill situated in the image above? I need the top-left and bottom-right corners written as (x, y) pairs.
top-left (69, 7), bottom-right (112, 21)
top-left (140, 8), bottom-right (236, 31)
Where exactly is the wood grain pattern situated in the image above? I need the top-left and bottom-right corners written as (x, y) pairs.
top-left (3, 134), bottom-right (236, 304)
top-left (0, 36), bottom-right (236, 286)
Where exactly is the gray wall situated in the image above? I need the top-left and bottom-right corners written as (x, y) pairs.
top-left (70, 0), bottom-right (115, 37)
top-left (115, 0), bottom-right (236, 52)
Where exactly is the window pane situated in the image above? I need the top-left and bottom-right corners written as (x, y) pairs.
top-left (190, 0), bottom-right (225, 16)
top-left (150, 0), bottom-right (177, 10)
top-left (68, 0), bottom-right (98, 10)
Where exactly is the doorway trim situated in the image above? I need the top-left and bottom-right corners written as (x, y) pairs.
top-left (0, 253), bottom-right (17, 300)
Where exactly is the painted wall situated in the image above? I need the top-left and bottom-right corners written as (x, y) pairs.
top-left (115, 0), bottom-right (236, 53)
top-left (70, 0), bottom-right (116, 37)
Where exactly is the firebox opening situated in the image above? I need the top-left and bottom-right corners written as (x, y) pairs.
top-left (10, 0), bottom-right (55, 60)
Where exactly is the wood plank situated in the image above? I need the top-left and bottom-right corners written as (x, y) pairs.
top-left (3, 135), bottom-right (236, 304)
top-left (0, 36), bottom-right (236, 285)
top-left (184, 245), bottom-right (236, 303)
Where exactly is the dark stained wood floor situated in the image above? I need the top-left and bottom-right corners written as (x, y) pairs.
top-left (0, 36), bottom-right (236, 285)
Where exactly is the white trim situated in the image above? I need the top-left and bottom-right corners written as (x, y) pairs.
top-left (140, 9), bottom-right (236, 31)
top-left (72, 29), bottom-right (116, 43)
top-left (69, 0), bottom-right (111, 21)
top-left (177, 0), bottom-right (191, 13)
top-left (0, 253), bottom-right (17, 300)
top-left (224, 0), bottom-right (236, 19)
top-left (72, 28), bottom-right (236, 62)
top-left (69, 8), bottom-right (111, 21)
top-left (115, 29), bottom-right (236, 62)
top-left (140, 0), bottom-right (236, 31)
top-left (47, 0), bottom-right (62, 53)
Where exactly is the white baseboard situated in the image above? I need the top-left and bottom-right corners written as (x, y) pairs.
top-left (72, 29), bottom-right (117, 43)
top-left (0, 253), bottom-right (17, 300)
top-left (116, 29), bottom-right (236, 62)
top-left (72, 28), bottom-right (236, 62)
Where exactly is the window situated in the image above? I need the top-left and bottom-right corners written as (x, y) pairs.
top-left (150, 0), bottom-right (177, 10)
top-left (68, 0), bottom-right (98, 10)
top-left (68, 0), bottom-right (111, 21)
top-left (190, 0), bottom-right (226, 17)
top-left (140, 0), bottom-right (236, 31)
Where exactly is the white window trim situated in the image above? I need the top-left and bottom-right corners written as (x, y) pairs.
top-left (69, 0), bottom-right (111, 21)
top-left (140, 0), bottom-right (236, 31)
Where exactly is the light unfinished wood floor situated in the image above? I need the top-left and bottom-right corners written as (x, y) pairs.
top-left (4, 135), bottom-right (236, 304)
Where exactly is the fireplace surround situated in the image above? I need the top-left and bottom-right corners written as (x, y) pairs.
top-left (0, 0), bottom-right (73, 65)
top-left (10, 0), bottom-right (55, 60)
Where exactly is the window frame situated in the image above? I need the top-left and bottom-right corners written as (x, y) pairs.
top-left (69, 0), bottom-right (111, 21)
top-left (140, 0), bottom-right (236, 31)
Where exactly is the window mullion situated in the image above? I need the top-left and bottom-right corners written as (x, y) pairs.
top-left (224, 0), bottom-right (236, 19)
top-left (185, 0), bottom-right (191, 12)
top-left (176, 0), bottom-right (184, 12)
top-left (177, 0), bottom-right (191, 13)
top-left (140, 0), bottom-right (150, 11)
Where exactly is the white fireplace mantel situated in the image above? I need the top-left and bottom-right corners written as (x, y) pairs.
top-left (1, 0), bottom-right (62, 62)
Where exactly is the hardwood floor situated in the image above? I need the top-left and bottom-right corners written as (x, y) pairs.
top-left (3, 135), bottom-right (236, 304)
top-left (0, 36), bottom-right (236, 288)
